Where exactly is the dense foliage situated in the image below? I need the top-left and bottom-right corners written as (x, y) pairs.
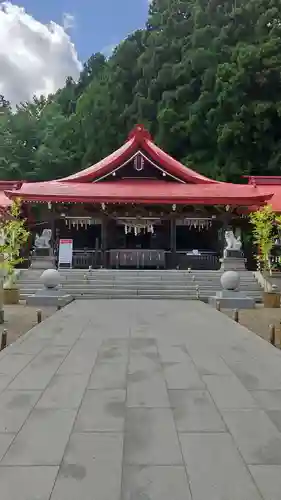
top-left (0, 198), bottom-right (30, 284)
top-left (1, 0), bottom-right (281, 182)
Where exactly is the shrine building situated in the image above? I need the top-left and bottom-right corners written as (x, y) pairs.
top-left (3, 125), bottom-right (279, 270)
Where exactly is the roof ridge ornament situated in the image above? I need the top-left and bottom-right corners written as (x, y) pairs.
top-left (127, 124), bottom-right (152, 142)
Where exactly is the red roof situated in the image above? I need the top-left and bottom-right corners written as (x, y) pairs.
top-left (245, 176), bottom-right (281, 212)
top-left (0, 191), bottom-right (12, 209)
top-left (3, 126), bottom-right (273, 206)
top-left (60, 124), bottom-right (217, 184)
top-left (0, 181), bottom-right (22, 214)
top-left (6, 179), bottom-right (272, 206)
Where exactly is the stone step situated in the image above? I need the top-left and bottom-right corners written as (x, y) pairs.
top-left (20, 288), bottom-right (262, 297)
top-left (19, 273), bottom-right (259, 281)
top-left (20, 292), bottom-right (262, 302)
top-left (19, 282), bottom-right (260, 290)
top-left (18, 268), bottom-right (262, 301)
top-left (20, 271), bottom-right (257, 280)
top-left (19, 279), bottom-right (260, 288)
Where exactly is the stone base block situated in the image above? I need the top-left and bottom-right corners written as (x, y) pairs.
top-left (220, 258), bottom-right (246, 271)
top-left (30, 256), bottom-right (55, 270)
top-left (209, 291), bottom-right (255, 309)
top-left (26, 288), bottom-right (73, 307)
top-left (224, 249), bottom-right (244, 259)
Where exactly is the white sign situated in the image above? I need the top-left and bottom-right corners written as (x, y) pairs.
top-left (58, 239), bottom-right (73, 266)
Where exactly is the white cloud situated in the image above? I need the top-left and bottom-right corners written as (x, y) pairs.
top-left (0, 2), bottom-right (82, 106)
top-left (62, 12), bottom-right (75, 30)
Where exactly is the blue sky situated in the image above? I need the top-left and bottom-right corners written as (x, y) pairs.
top-left (18, 0), bottom-right (150, 61)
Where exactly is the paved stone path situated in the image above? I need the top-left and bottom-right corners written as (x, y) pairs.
top-left (0, 300), bottom-right (281, 499)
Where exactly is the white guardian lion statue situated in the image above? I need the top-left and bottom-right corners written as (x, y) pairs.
top-left (34, 229), bottom-right (52, 249)
top-left (224, 230), bottom-right (242, 257)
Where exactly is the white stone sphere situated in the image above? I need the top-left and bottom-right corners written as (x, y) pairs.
top-left (220, 271), bottom-right (240, 291)
top-left (40, 269), bottom-right (61, 289)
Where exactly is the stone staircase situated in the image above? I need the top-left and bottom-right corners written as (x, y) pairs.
top-left (17, 268), bottom-right (263, 302)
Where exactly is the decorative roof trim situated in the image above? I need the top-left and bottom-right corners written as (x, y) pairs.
top-left (94, 150), bottom-right (185, 183)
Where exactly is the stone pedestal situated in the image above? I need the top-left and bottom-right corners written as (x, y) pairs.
top-left (209, 269), bottom-right (255, 309)
top-left (30, 256), bottom-right (55, 270)
top-left (26, 288), bottom-right (73, 307)
top-left (26, 268), bottom-right (73, 307)
top-left (209, 290), bottom-right (255, 309)
top-left (220, 250), bottom-right (246, 271)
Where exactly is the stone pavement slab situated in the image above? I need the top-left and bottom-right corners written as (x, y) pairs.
top-left (0, 434), bottom-right (16, 461)
top-left (122, 465), bottom-right (192, 500)
top-left (51, 432), bottom-right (123, 500)
top-left (2, 408), bottom-right (77, 465)
top-left (0, 300), bottom-right (281, 499)
top-left (249, 465), bottom-right (281, 500)
top-left (124, 408), bottom-right (183, 465)
top-left (203, 374), bottom-right (258, 409)
top-left (222, 409), bottom-right (281, 465)
top-left (36, 374), bottom-right (90, 409)
top-left (169, 389), bottom-right (225, 432)
top-left (180, 433), bottom-right (262, 500)
top-left (0, 390), bottom-right (41, 432)
top-left (88, 362), bottom-right (127, 389)
top-left (251, 390), bottom-right (281, 410)
top-left (75, 389), bottom-right (126, 432)
top-left (0, 466), bottom-right (59, 500)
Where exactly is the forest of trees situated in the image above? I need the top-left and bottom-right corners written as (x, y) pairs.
top-left (1, 0), bottom-right (281, 183)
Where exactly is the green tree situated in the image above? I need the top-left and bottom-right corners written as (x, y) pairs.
top-left (249, 205), bottom-right (276, 272)
top-left (0, 198), bottom-right (30, 288)
top-left (2, 0), bottom-right (281, 182)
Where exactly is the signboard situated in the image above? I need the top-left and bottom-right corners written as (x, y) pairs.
top-left (58, 239), bottom-right (73, 267)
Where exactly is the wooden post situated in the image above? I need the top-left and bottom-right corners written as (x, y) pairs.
top-left (169, 218), bottom-right (177, 269)
top-left (37, 309), bottom-right (42, 324)
top-left (233, 309), bottom-right (239, 323)
top-left (269, 324), bottom-right (276, 345)
top-left (1, 329), bottom-right (7, 351)
top-left (101, 218), bottom-right (108, 268)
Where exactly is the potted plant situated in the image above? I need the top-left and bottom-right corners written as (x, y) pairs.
top-left (0, 198), bottom-right (30, 305)
top-left (249, 205), bottom-right (280, 307)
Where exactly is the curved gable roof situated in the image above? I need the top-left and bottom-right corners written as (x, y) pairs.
top-left (60, 125), bottom-right (218, 185)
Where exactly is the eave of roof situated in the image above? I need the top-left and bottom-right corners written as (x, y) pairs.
top-left (6, 180), bottom-right (273, 206)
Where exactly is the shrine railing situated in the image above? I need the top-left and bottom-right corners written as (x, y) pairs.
top-left (72, 250), bottom-right (103, 269)
top-left (175, 251), bottom-right (220, 270)
top-left (107, 249), bottom-right (167, 269)
top-left (70, 249), bottom-right (220, 270)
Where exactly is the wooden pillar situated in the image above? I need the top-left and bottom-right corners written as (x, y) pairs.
top-left (101, 218), bottom-right (108, 268)
top-left (49, 204), bottom-right (56, 256)
top-left (170, 219), bottom-right (177, 269)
